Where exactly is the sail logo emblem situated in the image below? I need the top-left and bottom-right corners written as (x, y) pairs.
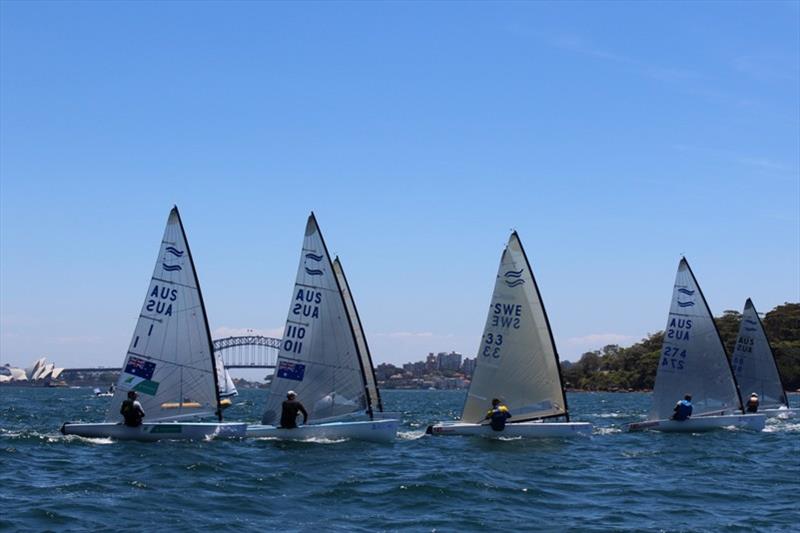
top-left (304, 251), bottom-right (324, 276)
top-left (165, 246), bottom-right (184, 257)
top-left (162, 263), bottom-right (182, 272)
top-left (504, 269), bottom-right (525, 287)
top-left (276, 361), bottom-right (306, 381)
top-left (676, 287), bottom-right (695, 307)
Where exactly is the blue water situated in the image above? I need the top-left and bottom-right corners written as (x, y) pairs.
top-left (1, 388), bottom-right (798, 532)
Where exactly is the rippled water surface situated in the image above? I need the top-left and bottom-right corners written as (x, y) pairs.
top-left (1, 388), bottom-right (798, 531)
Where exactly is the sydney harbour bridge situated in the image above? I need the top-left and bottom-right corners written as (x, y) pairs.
top-left (61, 336), bottom-right (281, 379)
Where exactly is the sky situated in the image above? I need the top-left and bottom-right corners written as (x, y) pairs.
top-left (1, 1), bottom-right (798, 371)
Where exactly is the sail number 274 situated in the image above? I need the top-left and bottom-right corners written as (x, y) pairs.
top-left (483, 333), bottom-right (503, 358)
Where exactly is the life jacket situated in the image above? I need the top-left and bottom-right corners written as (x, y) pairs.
top-left (120, 399), bottom-right (144, 427)
top-left (673, 400), bottom-right (692, 421)
top-left (487, 405), bottom-right (511, 431)
top-left (746, 398), bottom-right (759, 413)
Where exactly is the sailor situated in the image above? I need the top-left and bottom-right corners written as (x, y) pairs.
top-left (671, 394), bottom-right (693, 421)
top-left (484, 398), bottom-right (512, 431)
top-left (746, 392), bottom-right (759, 413)
top-left (280, 390), bottom-right (308, 429)
top-left (120, 391), bottom-right (145, 427)
top-left (108, 383), bottom-right (115, 394)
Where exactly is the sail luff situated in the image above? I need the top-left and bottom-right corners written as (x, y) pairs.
top-left (749, 299), bottom-right (789, 407)
top-left (106, 207), bottom-right (220, 423)
top-left (732, 299), bottom-right (789, 408)
top-left (461, 232), bottom-right (568, 423)
top-left (173, 206), bottom-right (223, 421)
top-left (682, 259), bottom-right (744, 413)
top-left (511, 232), bottom-right (570, 422)
top-left (650, 258), bottom-right (744, 420)
top-left (260, 213), bottom-right (367, 425)
top-left (333, 256), bottom-right (383, 415)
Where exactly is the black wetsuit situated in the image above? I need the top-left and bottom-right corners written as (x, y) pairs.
top-left (746, 399), bottom-right (759, 413)
top-left (120, 399), bottom-right (145, 427)
top-left (280, 399), bottom-right (308, 429)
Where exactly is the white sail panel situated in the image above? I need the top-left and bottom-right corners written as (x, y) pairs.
top-left (261, 215), bottom-right (366, 425)
top-left (461, 233), bottom-right (567, 423)
top-left (731, 299), bottom-right (787, 409)
top-left (650, 259), bottom-right (742, 420)
top-left (216, 355), bottom-right (238, 399)
top-left (106, 208), bottom-right (220, 422)
top-left (333, 257), bottom-right (382, 414)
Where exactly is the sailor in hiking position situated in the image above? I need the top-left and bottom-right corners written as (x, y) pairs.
top-left (120, 391), bottom-right (145, 427)
top-left (671, 394), bottom-right (693, 421)
top-left (745, 393), bottom-right (759, 413)
top-left (280, 391), bottom-right (308, 429)
top-left (484, 398), bottom-right (512, 431)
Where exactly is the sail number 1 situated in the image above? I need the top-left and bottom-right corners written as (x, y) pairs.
top-left (483, 333), bottom-right (503, 358)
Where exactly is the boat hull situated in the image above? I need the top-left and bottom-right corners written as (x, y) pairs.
top-left (245, 418), bottom-right (399, 443)
top-left (625, 414), bottom-right (766, 433)
top-left (60, 422), bottom-right (248, 441)
top-left (426, 421), bottom-right (592, 438)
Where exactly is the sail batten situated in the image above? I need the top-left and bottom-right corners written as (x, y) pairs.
top-left (649, 258), bottom-right (743, 420)
top-left (260, 214), bottom-right (369, 425)
top-left (461, 233), bottom-right (568, 424)
top-left (106, 207), bottom-right (223, 423)
top-left (731, 299), bottom-right (788, 409)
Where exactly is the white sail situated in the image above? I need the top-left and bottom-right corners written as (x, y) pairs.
top-left (461, 232), bottom-right (568, 424)
top-left (106, 207), bottom-right (222, 422)
top-left (260, 214), bottom-right (367, 425)
top-left (731, 299), bottom-right (788, 409)
top-left (650, 259), bottom-right (742, 420)
top-left (333, 257), bottom-right (382, 414)
top-left (216, 356), bottom-right (238, 399)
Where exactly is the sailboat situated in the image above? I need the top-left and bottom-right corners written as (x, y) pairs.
top-left (731, 299), bottom-right (795, 417)
top-left (426, 232), bottom-right (592, 438)
top-left (61, 207), bottom-right (247, 441)
top-left (245, 214), bottom-right (399, 442)
top-left (625, 259), bottom-right (766, 432)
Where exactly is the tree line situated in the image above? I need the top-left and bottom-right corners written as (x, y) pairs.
top-left (561, 302), bottom-right (800, 392)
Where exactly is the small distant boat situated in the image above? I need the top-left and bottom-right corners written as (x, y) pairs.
top-left (245, 214), bottom-right (398, 443)
top-left (93, 387), bottom-right (114, 398)
top-left (731, 299), bottom-right (796, 418)
top-left (625, 259), bottom-right (765, 432)
top-left (427, 232), bottom-right (592, 438)
top-left (62, 207), bottom-right (246, 441)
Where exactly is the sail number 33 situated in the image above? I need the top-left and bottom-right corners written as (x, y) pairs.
top-left (483, 333), bottom-right (503, 358)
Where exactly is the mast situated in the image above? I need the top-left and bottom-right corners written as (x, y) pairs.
top-left (512, 232), bottom-right (570, 422)
top-left (173, 206), bottom-right (223, 422)
top-left (682, 258), bottom-right (745, 414)
top-left (334, 256), bottom-right (383, 415)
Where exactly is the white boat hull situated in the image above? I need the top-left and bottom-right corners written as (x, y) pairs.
top-left (625, 414), bottom-right (766, 433)
top-left (61, 422), bottom-right (248, 441)
top-left (245, 418), bottom-right (399, 443)
top-left (426, 421), bottom-right (593, 438)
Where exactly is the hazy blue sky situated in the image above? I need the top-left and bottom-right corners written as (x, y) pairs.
top-left (1, 1), bottom-right (798, 370)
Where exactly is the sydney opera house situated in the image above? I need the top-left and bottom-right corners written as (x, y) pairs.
top-left (0, 357), bottom-right (65, 385)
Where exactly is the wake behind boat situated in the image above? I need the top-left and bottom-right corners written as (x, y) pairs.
top-left (427, 232), bottom-right (591, 438)
top-left (62, 207), bottom-right (246, 441)
top-left (625, 259), bottom-right (765, 433)
top-left (245, 214), bottom-right (399, 443)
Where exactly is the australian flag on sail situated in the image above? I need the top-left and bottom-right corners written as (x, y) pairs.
top-left (124, 356), bottom-right (156, 380)
top-left (276, 361), bottom-right (305, 381)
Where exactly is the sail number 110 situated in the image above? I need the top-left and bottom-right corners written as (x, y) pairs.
top-left (483, 333), bottom-right (503, 358)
